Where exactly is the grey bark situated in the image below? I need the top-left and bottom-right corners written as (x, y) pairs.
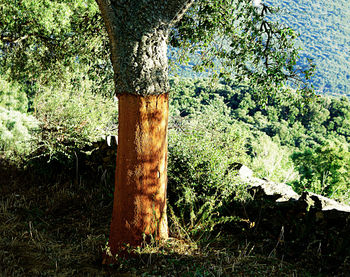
top-left (96, 0), bottom-right (194, 96)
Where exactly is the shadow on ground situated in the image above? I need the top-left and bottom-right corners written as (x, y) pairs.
top-left (0, 160), bottom-right (347, 276)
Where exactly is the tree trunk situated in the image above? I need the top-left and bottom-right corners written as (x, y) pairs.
top-left (96, 0), bottom-right (194, 261)
top-left (104, 93), bottom-right (169, 261)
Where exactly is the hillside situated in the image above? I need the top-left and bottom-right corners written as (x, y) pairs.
top-left (1, 77), bottom-right (349, 275)
top-left (169, 78), bottom-right (350, 205)
top-left (266, 0), bottom-right (350, 96)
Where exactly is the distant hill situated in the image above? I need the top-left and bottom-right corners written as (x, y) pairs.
top-left (266, 0), bottom-right (350, 96)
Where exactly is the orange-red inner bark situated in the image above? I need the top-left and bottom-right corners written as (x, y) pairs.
top-left (106, 93), bottom-right (169, 260)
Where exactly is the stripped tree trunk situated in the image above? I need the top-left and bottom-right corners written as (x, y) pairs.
top-left (95, 0), bottom-right (194, 261)
top-left (110, 93), bottom-right (169, 253)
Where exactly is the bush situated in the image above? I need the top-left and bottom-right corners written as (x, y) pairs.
top-left (249, 134), bottom-right (298, 183)
top-left (168, 98), bottom-right (250, 235)
top-left (0, 107), bottom-right (39, 158)
top-left (292, 139), bottom-right (350, 204)
top-left (0, 75), bottom-right (28, 113)
top-left (31, 83), bottom-right (117, 164)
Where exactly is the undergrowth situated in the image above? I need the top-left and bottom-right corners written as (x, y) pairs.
top-left (0, 160), bottom-right (325, 276)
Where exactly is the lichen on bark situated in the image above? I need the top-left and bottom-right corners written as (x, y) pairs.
top-left (96, 0), bottom-right (194, 96)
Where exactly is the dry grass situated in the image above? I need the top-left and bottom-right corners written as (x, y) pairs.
top-left (0, 162), bottom-right (314, 276)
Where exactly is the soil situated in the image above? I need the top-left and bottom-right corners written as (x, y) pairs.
top-left (0, 159), bottom-right (347, 276)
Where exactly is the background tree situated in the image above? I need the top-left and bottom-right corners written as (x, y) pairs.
top-left (0, 0), bottom-right (111, 93)
top-left (292, 140), bottom-right (350, 197)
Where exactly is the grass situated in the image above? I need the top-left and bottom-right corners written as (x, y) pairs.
top-left (0, 158), bottom-right (336, 276)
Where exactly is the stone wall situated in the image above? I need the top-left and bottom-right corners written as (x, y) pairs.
top-left (231, 165), bottom-right (350, 275)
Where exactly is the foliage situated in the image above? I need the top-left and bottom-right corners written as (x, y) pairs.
top-left (32, 82), bottom-right (117, 163)
top-left (168, 97), bottom-right (250, 234)
top-left (292, 140), bottom-right (350, 203)
top-left (0, 74), bottom-right (28, 113)
top-left (0, 107), bottom-right (39, 157)
top-left (250, 134), bottom-right (297, 183)
top-left (267, 0), bottom-right (350, 96)
top-left (169, 77), bottom-right (350, 202)
top-left (170, 0), bottom-right (315, 99)
top-left (169, 78), bottom-right (300, 183)
top-left (0, 0), bottom-right (117, 164)
top-left (0, 0), bottom-right (112, 94)
top-left (1, 0), bottom-right (315, 102)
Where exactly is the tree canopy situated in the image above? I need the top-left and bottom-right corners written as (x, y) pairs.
top-left (0, 0), bottom-right (314, 99)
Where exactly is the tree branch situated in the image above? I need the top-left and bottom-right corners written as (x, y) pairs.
top-left (0, 34), bottom-right (29, 44)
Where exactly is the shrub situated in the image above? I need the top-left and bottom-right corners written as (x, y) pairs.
top-left (291, 139), bottom-right (350, 204)
top-left (249, 134), bottom-right (298, 183)
top-left (168, 98), bottom-right (250, 235)
top-left (0, 75), bottom-right (28, 113)
top-left (0, 107), bottom-right (39, 158)
top-left (31, 83), bottom-right (117, 164)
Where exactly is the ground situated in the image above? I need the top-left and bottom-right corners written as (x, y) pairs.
top-left (0, 158), bottom-right (339, 276)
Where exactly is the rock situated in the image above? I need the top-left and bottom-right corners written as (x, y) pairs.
top-left (240, 164), bottom-right (350, 211)
top-left (238, 165), bottom-right (254, 180)
top-left (300, 191), bottom-right (350, 213)
top-left (247, 177), bottom-right (300, 202)
top-left (229, 163), bottom-right (253, 180)
top-left (229, 165), bottom-right (350, 275)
